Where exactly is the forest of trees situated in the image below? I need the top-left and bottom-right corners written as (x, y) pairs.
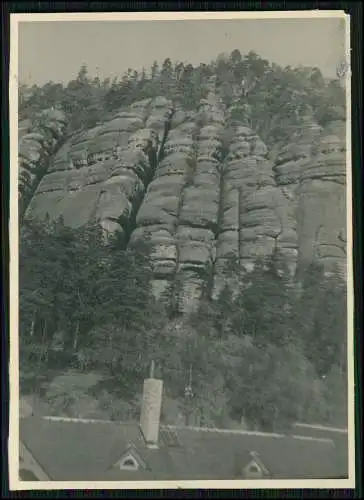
top-left (20, 216), bottom-right (347, 430)
top-left (19, 50), bottom-right (347, 431)
top-left (19, 49), bottom-right (345, 147)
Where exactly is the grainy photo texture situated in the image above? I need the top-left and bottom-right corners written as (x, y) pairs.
top-left (9, 11), bottom-right (354, 490)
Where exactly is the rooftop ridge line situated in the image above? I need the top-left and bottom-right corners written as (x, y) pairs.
top-left (40, 416), bottom-right (287, 437)
top-left (293, 422), bottom-right (348, 433)
top-left (291, 435), bottom-right (335, 444)
top-left (41, 416), bottom-right (133, 425)
top-left (159, 425), bottom-right (286, 438)
top-left (37, 417), bottom-right (338, 443)
top-left (168, 426), bottom-right (335, 443)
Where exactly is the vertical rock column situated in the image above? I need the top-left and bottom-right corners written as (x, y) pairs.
top-left (130, 92), bottom-right (227, 312)
top-left (213, 109), bottom-right (305, 293)
top-left (213, 124), bottom-right (255, 295)
top-left (296, 118), bottom-right (347, 278)
top-left (175, 91), bottom-right (227, 313)
top-left (273, 113), bottom-right (323, 276)
top-left (212, 119), bottom-right (274, 296)
top-left (129, 98), bottom-right (187, 302)
top-left (234, 129), bottom-right (283, 272)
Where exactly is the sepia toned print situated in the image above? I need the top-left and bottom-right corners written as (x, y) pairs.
top-left (9, 11), bottom-right (354, 490)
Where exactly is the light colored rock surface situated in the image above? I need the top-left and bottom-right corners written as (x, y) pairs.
top-left (23, 97), bottom-right (348, 309)
top-left (132, 91), bottom-right (227, 312)
top-left (69, 126), bottom-right (104, 166)
top-left (272, 114), bottom-right (347, 278)
top-left (129, 104), bottom-right (192, 300)
top-left (25, 99), bottom-right (164, 238)
top-left (296, 119), bottom-right (346, 277)
top-left (274, 119), bottom-right (322, 186)
top-left (19, 108), bottom-right (67, 202)
top-left (174, 92), bottom-right (226, 313)
top-left (145, 96), bottom-right (174, 142)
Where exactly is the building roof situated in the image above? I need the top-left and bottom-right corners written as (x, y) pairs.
top-left (19, 416), bottom-right (347, 481)
top-left (291, 422), bottom-right (349, 476)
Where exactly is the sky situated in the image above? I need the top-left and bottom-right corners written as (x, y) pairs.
top-left (18, 16), bottom-right (346, 86)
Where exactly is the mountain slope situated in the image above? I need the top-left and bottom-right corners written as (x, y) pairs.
top-left (19, 53), bottom-right (347, 314)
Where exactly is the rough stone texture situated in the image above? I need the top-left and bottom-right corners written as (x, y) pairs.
top-left (296, 118), bottom-right (346, 277)
top-left (174, 92), bottom-right (227, 313)
top-left (132, 121), bottom-right (198, 308)
top-left (215, 122), bottom-right (297, 276)
top-left (146, 96), bottom-right (174, 143)
top-left (131, 91), bottom-right (228, 312)
top-left (240, 186), bottom-right (298, 274)
top-left (19, 109), bottom-right (68, 204)
top-left (28, 152), bottom-right (149, 237)
top-left (22, 97), bottom-right (348, 309)
top-left (19, 119), bottom-right (32, 139)
top-left (272, 114), bottom-right (347, 278)
top-left (273, 118), bottom-right (323, 187)
top-left (25, 98), bottom-right (168, 239)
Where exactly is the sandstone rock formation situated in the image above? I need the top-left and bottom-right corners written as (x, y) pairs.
top-left (273, 110), bottom-right (347, 278)
top-left (296, 118), bottom-right (346, 277)
top-left (175, 92), bottom-right (225, 312)
top-left (130, 90), bottom-right (227, 312)
top-left (212, 104), bottom-right (300, 297)
top-left (26, 98), bottom-right (171, 241)
top-left (22, 91), bottom-right (347, 311)
top-left (19, 108), bottom-right (67, 212)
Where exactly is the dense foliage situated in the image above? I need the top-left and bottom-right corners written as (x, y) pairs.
top-left (20, 218), bottom-right (347, 430)
top-left (19, 50), bottom-right (345, 146)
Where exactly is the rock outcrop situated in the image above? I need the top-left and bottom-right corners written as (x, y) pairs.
top-left (273, 110), bottom-right (347, 278)
top-left (26, 98), bottom-right (171, 241)
top-left (213, 105), bottom-right (300, 296)
top-left (19, 108), bottom-right (68, 214)
top-left (22, 93), bottom-right (347, 311)
top-left (174, 92), bottom-right (225, 312)
top-left (296, 118), bottom-right (347, 277)
top-left (131, 90), bottom-right (225, 312)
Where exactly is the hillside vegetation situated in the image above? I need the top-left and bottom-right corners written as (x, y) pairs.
top-left (19, 51), bottom-right (345, 145)
top-left (19, 50), bottom-right (347, 431)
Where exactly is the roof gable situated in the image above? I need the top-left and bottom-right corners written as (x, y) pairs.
top-left (243, 460), bottom-right (265, 479)
top-left (242, 451), bottom-right (270, 478)
top-left (114, 443), bottom-right (147, 471)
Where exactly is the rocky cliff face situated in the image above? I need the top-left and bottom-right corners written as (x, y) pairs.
top-left (21, 93), bottom-right (347, 311)
top-left (24, 98), bottom-right (168, 240)
top-left (19, 108), bottom-right (68, 215)
top-left (273, 110), bottom-right (347, 278)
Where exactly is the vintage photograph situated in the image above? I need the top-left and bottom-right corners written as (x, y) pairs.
top-left (10, 11), bottom-right (353, 489)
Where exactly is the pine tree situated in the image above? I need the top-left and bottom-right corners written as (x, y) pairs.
top-left (151, 61), bottom-right (159, 80)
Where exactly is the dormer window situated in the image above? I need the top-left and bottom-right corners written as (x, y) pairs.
top-left (244, 460), bottom-right (263, 479)
top-left (241, 451), bottom-right (270, 479)
top-left (119, 453), bottom-right (140, 471)
top-left (114, 445), bottom-right (146, 472)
